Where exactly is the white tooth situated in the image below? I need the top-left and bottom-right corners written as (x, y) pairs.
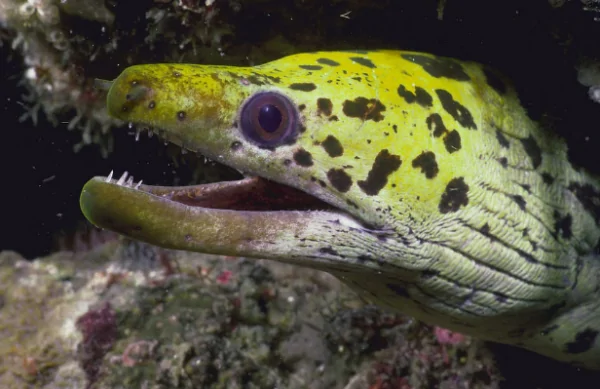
top-left (128, 122), bottom-right (133, 129)
top-left (164, 140), bottom-right (168, 146)
top-left (126, 176), bottom-right (134, 186)
top-left (134, 179), bottom-right (143, 189)
top-left (181, 148), bottom-right (187, 154)
top-left (106, 170), bottom-right (114, 182)
top-left (135, 129), bottom-right (141, 142)
top-left (117, 171), bottom-right (128, 186)
top-left (148, 129), bottom-right (153, 138)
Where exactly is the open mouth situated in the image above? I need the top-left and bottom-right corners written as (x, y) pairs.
top-left (79, 125), bottom-right (373, 257)
top-left (102, 170), bottom-right (336, 213)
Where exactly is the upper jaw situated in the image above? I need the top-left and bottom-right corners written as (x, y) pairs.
top-left (102, 171), bottom-right (337, 213)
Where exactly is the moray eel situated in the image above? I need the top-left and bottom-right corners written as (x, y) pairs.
top-left (80, 50), bottom-right (600, 369)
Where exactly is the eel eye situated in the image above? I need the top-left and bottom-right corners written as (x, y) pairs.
top-left (240, 92), bottom-right (298, 146)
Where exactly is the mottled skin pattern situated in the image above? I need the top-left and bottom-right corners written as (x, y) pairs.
top-left (80, 50), bottom-right (600, 369)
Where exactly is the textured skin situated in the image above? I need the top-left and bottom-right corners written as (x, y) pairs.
top-left (82, 50), bottom-right (600, 369)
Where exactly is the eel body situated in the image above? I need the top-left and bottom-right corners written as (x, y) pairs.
top-left (80, 50), bottom-right (600, 369)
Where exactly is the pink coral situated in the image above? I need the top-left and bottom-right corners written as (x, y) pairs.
top-left (434, 326), bottom-right (466, 345)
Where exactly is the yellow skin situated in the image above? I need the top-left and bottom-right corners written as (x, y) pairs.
top-left (80, 50), bottom-right (600, 369)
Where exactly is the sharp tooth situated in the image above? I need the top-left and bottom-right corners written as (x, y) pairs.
top-left (126, 176), bottom-right (134, 186)
top-left (148, 129), bottom-right (153, 138)
top-left (135, 129), bottom-right (141, 142)
top-left (181, 148), bottom-right (187, 154)
top-left (134, 179), bottom-right (143, 189)
top-left (117, 171), bottom-right (128, 185)
top-left (128, 122), bottom-right (133, 129)
top-left (106, 170), bottom-right (114, 182)
top-left (164, 140), bottom-right (168, 146)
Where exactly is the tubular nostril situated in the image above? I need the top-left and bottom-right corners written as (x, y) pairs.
top-left (93, 79), bottom-right (113, 92)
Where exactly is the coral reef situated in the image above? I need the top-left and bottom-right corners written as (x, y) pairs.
top-left (0, 241), bottom-right (504, 389)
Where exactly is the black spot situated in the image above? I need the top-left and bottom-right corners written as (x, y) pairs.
top-left (495, 129), bottom-right (510, 148)
top-left (397, 85), bottom-right (433, 107)
top-left (554, 212), bottom-right (573, 239)
top-left (322, 135), bottom-right (344, 157)
top-left (357, 150), bottom-right (402, 196)
top-left (329, 115), bottom-right (339, 121)
top-left (289, 83), bottom-right (317, 92)
top-left (148, 101), bottom-right (156, 109)
top-left (177, 111), bottom-right (186, 121)
top-left (317, 98), bottom-right (333, 116)
top-left (298, 104), bottom-right (306, 111)
top-left (342, 97), bottom-right (386, 122)
top-left (520, 135), bottom-right (542, 169)
top-left (300, 65), bottom-right (323, 70)
top-left (498, 157), bottom-right (508, 168)
top-left (435, 89), bottom-right (477, 130)
top-left (319, 247), bottom-right (339, 256)
top-left (230, 141), bottom-right (242, 151)
top-left (520, 184), bottom-right (531, 193)
top-left (569, 182), bottom-right (600, 225)
top-left (511, 195), bottom-right (527, 211)
top-left (266, 75), bottom-right (282, 84)
top-left (444, 130), bottom-right (462, 153)
top-left (439, 177), bottom-right (469, 214)
top-left (494, 292), bottom-right (508, 303)
top-left (357, 254), bottom-right (374, 262)
top-left (350, 56), bottom-right (376, 69)
top-left (283, 159), bottom-right (292, 166)
top-left (480, 223), bottom-right (491, 235)
top-left (412, 151), bottom-right (439, 179)
top-left (386, 283), bottom-right (410, 298)
top-left (565, 328), bottom-right (599, 354)
top-left (426, 113), bottom-right (447, 137)
top-left (483, 67), bottom-right (507, 95)
top-left (400, 54), bottom-right (470, 81)
top-left (352, 76), bottom-right (362, 82)
top-left (293, 149), bottom-right (313, 167)
top-left (421, 269), bottom-right (440, 279)
top-left (317, 58), bottom-right (340, 67)
top-left (327, 169), bottom-right (353, 193)
top-left (541, 172), bottom-right (555, 185)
